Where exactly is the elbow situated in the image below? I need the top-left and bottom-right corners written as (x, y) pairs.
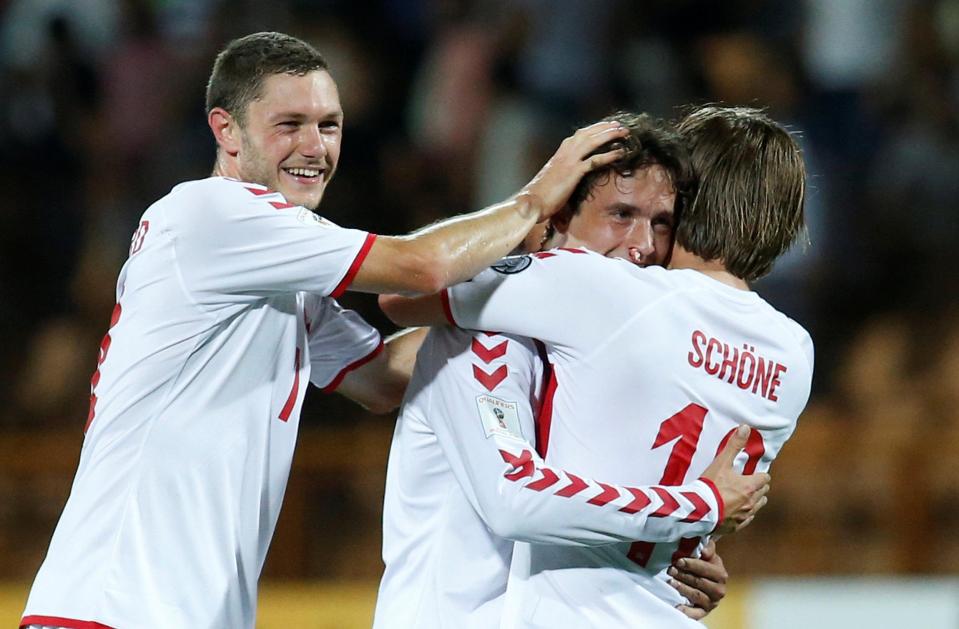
top-left (405, 258), bottom-right (451, 296)
top-left (359, 379), bottom-right (405, 415)
top-left (393, 242), bottom-right (455, 295)
top-left (483, 507), bottom-right (530, 542)
top-left (378, 294), bottom-right (408, 326)
top-left (378, 292), bottom-right (443, 328)
top-left (363, 397), bottom-right (400, 415)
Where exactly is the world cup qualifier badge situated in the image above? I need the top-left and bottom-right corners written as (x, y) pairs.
top-left (491, 255), bottom-right (532, 275)
top-left (476, 394), bottom-right (522, 440)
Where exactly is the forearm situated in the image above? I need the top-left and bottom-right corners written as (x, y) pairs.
top-left (352, 194), bottom-right (541, 295)
top-left (349, 120), bottom-right (628, 296)
top-left (335, 327), bottom-right (428, 413)
top-left (483, 441), bottom-right (724, 545)
top-left (382, 326), bottom-right (428, 384)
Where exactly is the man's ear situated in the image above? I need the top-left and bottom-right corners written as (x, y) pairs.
top-left (208, 107), bottom-right (241, 156)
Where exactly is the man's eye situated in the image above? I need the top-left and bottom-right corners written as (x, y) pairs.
top-left (278, 121), bottom-right (299, 128)
top-left (319, 121), bottom-right (340, 131)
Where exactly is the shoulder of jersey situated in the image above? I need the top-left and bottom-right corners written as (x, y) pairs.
top-left (769, 307), bottom-right (813, 353)
top-left (532, 246), bottom-right (605, 263)
top-left (167, 177), bottom-right (287, 204)
top-left (533, 248), bottom-right (677, 285)
top-left (166, 177), bottom-right (338, 226)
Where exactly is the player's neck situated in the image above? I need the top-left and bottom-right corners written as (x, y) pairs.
top-left (211, 153), bottom-right (241, 181)
top-left (668, 246), bottom-right (750, 291)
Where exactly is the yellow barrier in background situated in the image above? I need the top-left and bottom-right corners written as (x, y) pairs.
top-left (1, 582), bottom-right (376, 629)
top-left (10, 579), bottom-right (959, 628)
top-left (0, 581), bottom-right (746, 628)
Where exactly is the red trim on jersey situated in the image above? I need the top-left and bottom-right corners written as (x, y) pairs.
top-left (555, 473), bottom-right (589, 498)
top-left (320, 339), bottom-right (385, 394)
top-left (679, 490), bottom-right (710, 523)
top-left (279, 348), bottom-right (302, 421)
top-left (330, 233), bottom-right (377, 298)
top-left (244, 186), bottom-right (272, 196)
top-left (440, 290), bottom-right (456, 326)
top-left (586, 482), bottom-right (621, 506)
top-left (472, 364), bottom-right (508, 392)
top-left (21, 615), bottom-right (116, 629)
top-left (619, 487), bottom-right (653, 514)
top-left (471, 337), bottom-right (508, 363)
top-left (532, 340), bottom-right (556, 458)
top-left (499, 449), bottom-right (535, 481)
top-left (698, 476), bottom-right (725, 526)
top-left (650, 486), bottom-right (680, 518)
top-left (269, 200), bottom-right (296, 210)
top-left (525, 468), bottom-right (560, 491)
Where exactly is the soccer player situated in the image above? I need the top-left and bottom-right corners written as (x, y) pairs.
top-left (20, 32), bottom-right (630, 629)
top-left (373, 113), bottom-right (765, 628)
top-left (381, 105), bottom-right (813, 627)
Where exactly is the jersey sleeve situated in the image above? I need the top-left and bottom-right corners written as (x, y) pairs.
top-left (749, 319), bottom-right (814, 473)
top-left (423, 330), bottom-right (725, 546)
top-left (443, 249), bottom-right (618, 351)
top-left (169, 179), bottom-right (375, 303)
top-left (305, 295), bottom-right (383, 392)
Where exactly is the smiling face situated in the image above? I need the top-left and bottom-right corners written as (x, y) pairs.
top-left (556, 164), bottom-right (677, 266)
top-left (211, 70), bottom-right (343, 210)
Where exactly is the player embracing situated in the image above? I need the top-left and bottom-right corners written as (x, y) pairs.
top-left (382, 105), bottom-right (812, 627)
top-left (373, 112), bottom-right (763, 628)
top-left (20, 32), bottom-right (630, 629)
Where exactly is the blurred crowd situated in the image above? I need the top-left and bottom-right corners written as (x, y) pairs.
top-left (1, 0), bottom-right (958, 577)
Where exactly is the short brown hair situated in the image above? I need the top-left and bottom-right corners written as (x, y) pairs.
top-left (568, 112), bottom-right (695, 219)
top-left (675, 106), bottom-right (805, 282)
top-left (206, 32), bottom-right (328, 125)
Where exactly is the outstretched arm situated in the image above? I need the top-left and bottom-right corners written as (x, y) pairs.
top-left (350, 121), bottom-right (628, 295)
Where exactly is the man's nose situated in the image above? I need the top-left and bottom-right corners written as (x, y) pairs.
top-left (625, 223), bottom-right (655, 261)
top-left (299, 125), bottom-right (326, 158)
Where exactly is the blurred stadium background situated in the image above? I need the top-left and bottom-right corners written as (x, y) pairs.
top-left (1, 0), bottom-right (958, 626)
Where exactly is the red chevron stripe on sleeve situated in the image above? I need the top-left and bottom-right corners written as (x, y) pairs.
top-left (649, 487), bottom-right (680, 518)
top-left (555, 473), bottom-right (589, 498)
top-left (586, 483), bottom-right (621, 506)
top-left (497, 453), bottom-right (714, 529)
top-left (619, 487), bottom-right (652, 514)
top-left (679, 491), bottom-right (711, 523)
top-left (525, 468), bottom-right (560, 491)
top-left (499, 449), bottom-right (535, 481)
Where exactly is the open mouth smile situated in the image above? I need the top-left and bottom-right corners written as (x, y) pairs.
top-left (282, 167), bottom-right (324, 183)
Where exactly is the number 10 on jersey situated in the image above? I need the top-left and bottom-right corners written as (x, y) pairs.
top-left (627, 403), bottom-right (764, 567)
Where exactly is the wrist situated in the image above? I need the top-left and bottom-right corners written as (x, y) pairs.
top-left (697, 477), bottom-right (725, 532)
top-left (513, 190), bottom-right (545, 222)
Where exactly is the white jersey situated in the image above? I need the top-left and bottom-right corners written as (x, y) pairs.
top-left (374, 329), bottom-right (542, 629)
top-left (376, 302), bottom-right (730, 626)
top-left (22, 177), bottom-right (382, 629)
top-left (444, 248), bottom-right (814, 629)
